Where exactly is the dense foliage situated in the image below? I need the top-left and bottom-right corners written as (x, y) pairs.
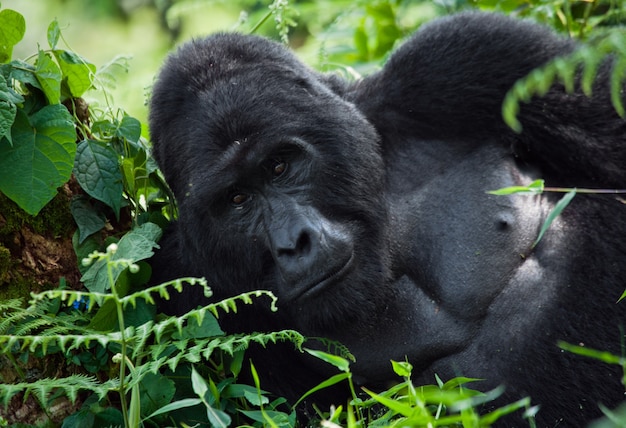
top-left (0, 0), bottom-right (625, 427)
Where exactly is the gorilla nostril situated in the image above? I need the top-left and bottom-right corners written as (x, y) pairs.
top-left (277, 230), bottom-right (314, 258)
top-left (295, 231), bottom-right (312, 255)
top-left (496, 212), bottom-right (515, 230)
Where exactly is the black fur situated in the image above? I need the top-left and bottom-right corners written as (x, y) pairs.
top-left (149, 12), bottom-right (626, 426)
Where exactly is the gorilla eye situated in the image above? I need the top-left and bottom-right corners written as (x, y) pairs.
top-left (231, 192), bottom-right (249, 207)
top-left (270, 159), bottom-right (287, 178)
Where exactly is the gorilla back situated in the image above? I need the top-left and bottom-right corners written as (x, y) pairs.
top-left (149, 12), bottom-right (626, 425)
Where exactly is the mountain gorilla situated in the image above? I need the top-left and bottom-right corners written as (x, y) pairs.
top-left (148, 11), bottom-right (626, 426)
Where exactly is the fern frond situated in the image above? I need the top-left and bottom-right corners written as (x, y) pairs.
top-left (151, 290), bottom-right (278, 342)
top-left (0, 331), bottom-right (121, 354)
top-left (206, 290), bottom-right (279, 318)
top-left (0, 374), bottom-right (105, 407)
top-left (503, 29), bottom-right (626, 131)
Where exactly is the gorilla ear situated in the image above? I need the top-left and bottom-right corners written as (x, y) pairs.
top-left (317, 73), bottom-right (349, 96)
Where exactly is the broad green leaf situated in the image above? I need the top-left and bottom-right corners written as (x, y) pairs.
top-left (91, 119), bottom-right (117, 138)
top-left (173, 313), bottom-right (224, 339)
top-left (205, 405), bottom-right (231, 428)
top-left (72, 230), bottom-right (100, 275)
top-left (74, 139), bottom-right (123, 218)
top-left (238, 409), bottom-right (292, 426)
top-left (81, 222), bottom-right (162, 292)
top-left (532, 188), bottom-right (576, 248)
top-left (70, 195), bottom-right (106, 244)
top-left (9, 60), bottom-right (40, 90)
top-left (0, 66), bottom-right (24, 104)
top-left (0, 105), bottom-right (75, 215)
top-left (139, 373), bottom-right (176, 418)
top-left (0, 64), bottom-right (23, 145)
top-left (0, 99), bottom-right (16, 143)
top-left (35, 50), bottom-right (62, 104)
top-left (121, 157), bottom-right (135, 194)
top-left (87, 299), bottom-right (117, 330)
top-left (115, 222), bottom-right (162, 261)
top-left (0, 9), bottom-right (25, 63)
top-left (54, 50), bottom-right (96, 97)
top-left (191, 366), bottom-right (209, 400)
top-left (223, 384), bottom-right (269, 406)
top-left (117, 115), bottom-right (141, 143)
top-left (47, 19), bottom-right (61, 50)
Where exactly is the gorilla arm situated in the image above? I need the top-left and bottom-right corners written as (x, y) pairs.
top-left (350, 12), bottom-right (626, 187)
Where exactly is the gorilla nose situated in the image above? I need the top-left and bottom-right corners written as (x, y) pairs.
top-left (268, 206), bottom-right (354, 296)
top-left (276, 228), bottom-right (313, 260)
top-left (273, 221), bottom-right (322, 283)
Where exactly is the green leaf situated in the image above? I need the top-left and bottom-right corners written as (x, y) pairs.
top-left (0, 105), bottom-right (75, 215)
top-left (558, 341), bottom-right (623, 365)
top-left (70, 196), bottom-right (106, 244)
top-left (87, 299), bottom-right (117, 331)
top-left (35, 50), bottom-right (62, 104)
top-left (363, 387), bottom-right (416, 418)
top-left (145, 398), bottom-right (202, 420)
top-left (532, 188), bottom-right (576, 249)
top-left (391, 359), bottom-right (413, 378)
top-left (72, 230), bottom-right (100, 275)
top-left (173, 313), bottom-right (224, 339)
top-left (441, 376), bottom-right (482, 390)
top-left (54, 50), bottom-right (96, 97)
top-left (304, 348), bottom-right (350, 372)
top-left (223, 384), bottom-right (269, 406)
top-left (81, 222), bottom-right (162, 292)
top-left (293, 372), bottom-right (351, 408)
top-left (191, 366), bottom-right (209, 400)
top-left (74, 139), bottom-right (123, 218)
top-left (47, 19), bottom-right (61, 50)
top-left (0, 65), bottom-right (25, 104)
top-left (0, 70), bottom-right (24, 144)
top-left (139, 373), bottom-right (176, 418)
top-left (0, 99), bottom-right (15, 145)
top-left (94, 54), bottom-right (131, 92)
top-left (117, 115), bottom-right (141, 143)
top-left (0, 9), bottom-right (25, 63)
top-left (205, 405), bottom-right (231, 428)
top-left (9, 60), bottom-right (40, 90)
top-left (488, 179), bottom-right (545, 196)
top-left (115, 222), bottom-right (162, 261)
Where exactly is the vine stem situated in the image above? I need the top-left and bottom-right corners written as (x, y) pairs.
top-left (545, 187), bottom-right (626, 194)
top-left (248, 9), bottom-right (272, 35)
top-left (106, 249), bottom-right (130, 428)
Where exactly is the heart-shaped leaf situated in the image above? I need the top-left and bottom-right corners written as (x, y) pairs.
top-left (0, 105), bottom-right (75, 215)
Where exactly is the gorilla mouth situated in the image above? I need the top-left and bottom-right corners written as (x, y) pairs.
top-left (296, 252), bottom-right (355, 301)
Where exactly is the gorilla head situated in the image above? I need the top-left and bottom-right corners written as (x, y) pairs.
top-left (149, 33), bottom-right (392, 333)
top-left (149, 12), bottom-right (626, 425)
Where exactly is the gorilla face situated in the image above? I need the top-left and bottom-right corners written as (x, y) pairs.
top-left (150, 36), bottom-right (391, 332)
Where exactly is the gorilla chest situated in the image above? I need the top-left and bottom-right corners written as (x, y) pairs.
top-left (386, 140), bottom-right (548, 319)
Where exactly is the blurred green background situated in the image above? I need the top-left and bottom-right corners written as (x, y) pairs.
top-left (3, 0), bottom-right (436, 128)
